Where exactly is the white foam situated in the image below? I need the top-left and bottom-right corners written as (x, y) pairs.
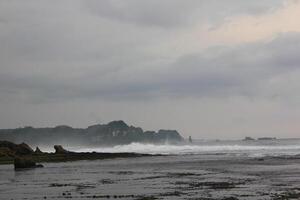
top-left (72, 142), bottom-right (300, 157)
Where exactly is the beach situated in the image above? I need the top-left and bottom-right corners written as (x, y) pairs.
top-left (0, 139), bottom-right (300, 200)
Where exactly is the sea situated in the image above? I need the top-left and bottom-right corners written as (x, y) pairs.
top-left (0, 139), bottom-right (300, 200)
top-left (71, 138), bottom-right (300, 158)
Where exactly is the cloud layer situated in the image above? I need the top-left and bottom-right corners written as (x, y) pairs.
top-left (0, 0), bottom-right (299, 138)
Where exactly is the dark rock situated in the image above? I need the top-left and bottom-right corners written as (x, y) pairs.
top-left (157, 130), bottom-right (184, 142)
top-left (54, 145), bottom-right (69, 154)
top-left (0, 141), bottom-right (18, 151)
top-left (189, 136), bottom-right (193, 143)
top-left (107, 120), bottom-right (129, 129)
top-left (35, 147), bottom-right (43, 154)
top-left (0, 121), bottom-right (184, 146)
top-left (36, 164), bottom-right (44, 167)
top-left (243, 136), bottom-right (255, 141)
top-left (15, 143), bottom-right (34, 155)
top-left (0, 141), bottom-right (33, 156)
top-left (0, 147), bottom-right (13, 157)
top-left (14, 157), bottom-right (43, 169)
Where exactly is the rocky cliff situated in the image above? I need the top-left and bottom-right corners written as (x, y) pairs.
top-left (0, 121), bottom-right (184, 146)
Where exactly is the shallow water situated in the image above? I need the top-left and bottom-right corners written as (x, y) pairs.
top-left (1, 139), bottom-right (300, 200)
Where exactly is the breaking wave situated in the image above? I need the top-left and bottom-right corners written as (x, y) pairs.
top-left (73, 142), bottom-right (300, 157)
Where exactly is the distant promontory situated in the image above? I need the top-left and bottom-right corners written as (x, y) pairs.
top-left (0, 120), bottom-right (184, 147)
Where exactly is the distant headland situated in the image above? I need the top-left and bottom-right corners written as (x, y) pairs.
top-left (0, 120), bottom-right (184, 147)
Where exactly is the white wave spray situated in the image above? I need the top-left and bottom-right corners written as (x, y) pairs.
top-left (72, 142), bottom-right (300, 157)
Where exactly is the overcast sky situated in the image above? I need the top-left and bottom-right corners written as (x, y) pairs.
top-left (1, 0), bottom-right (300, 139)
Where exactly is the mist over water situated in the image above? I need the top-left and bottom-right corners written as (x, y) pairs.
top-left (70, 139), bottom-right (300, 157)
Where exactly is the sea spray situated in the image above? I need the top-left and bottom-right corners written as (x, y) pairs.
top-left (71, 141), bottom-right (300, 157)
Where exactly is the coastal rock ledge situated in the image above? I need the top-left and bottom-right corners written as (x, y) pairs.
top-left (0, 141), bottom-right (154, 169)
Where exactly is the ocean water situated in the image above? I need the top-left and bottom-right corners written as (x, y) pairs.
top-left (70, 139), bottom-right (300, 157)
top-left (1, 139), bottom-right (300, 200)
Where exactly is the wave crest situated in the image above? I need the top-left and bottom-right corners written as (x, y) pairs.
top-left (73, 142), bottom-right (300, 156)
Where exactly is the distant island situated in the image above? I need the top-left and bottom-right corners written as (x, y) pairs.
top-left (0, 120), bottom-right (184, 147)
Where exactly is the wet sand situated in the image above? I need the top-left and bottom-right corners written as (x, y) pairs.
top-left (0, 153), bottom-right (299, 200)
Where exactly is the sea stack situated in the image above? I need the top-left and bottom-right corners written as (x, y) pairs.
top-left (54, 145), bottom-right (69, 154)
top-left (189, 136), bottom-right (193, 143)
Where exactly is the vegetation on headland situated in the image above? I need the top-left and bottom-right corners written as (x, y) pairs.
top-left (0, 120), bottom-right (184, 147)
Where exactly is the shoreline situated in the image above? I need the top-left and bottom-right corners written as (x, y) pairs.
top-left (0, 141), bottom-right (158, 168)
top-left (1, 151), bottom-right (299, 200)
top-left (0, 152), bottom-right (156, 165)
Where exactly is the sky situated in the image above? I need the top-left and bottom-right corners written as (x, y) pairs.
top-left (0, 0), bottom-right (300, 139)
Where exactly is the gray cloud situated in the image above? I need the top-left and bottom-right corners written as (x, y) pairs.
top-left (85, 0), bottom-right (283, 28)
top-left (1, 32), bottom-right (300, 103)
top-left (1, 0), bottom-right (300, 138)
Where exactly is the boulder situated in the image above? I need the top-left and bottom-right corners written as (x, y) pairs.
top-left (14, 157), bottom-right (43, 169)
top-left (15, 143), bottom-right (34, 155)
top-left (0, 147), bottom-right (13, 157)
top-left (0, 141), bottom-right (34, 156)
top-left (54, 145), bottom-right (69, 154)
top-left (0, 141), bottom-right (18, 151)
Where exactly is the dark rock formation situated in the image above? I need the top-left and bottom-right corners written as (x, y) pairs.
top-left (54, 145), bottom-right (69, 154)
top-left (0, 121), bottom-right (184, 146)
top-left (0, 141), bottom-right (34, 156)
top-left (189, 136), bottom-right (193, 143)
top-left (35, 147), bottom-right (43, 154)
top-left (0, 147), bottom-right (13, 157)
top-left (0, 141), bottom-right (18, 151)
top-left (107, 120), bottom-right (129, 129)
top-left (1, 141), bottom-right (154, 168)
top-left (16, 143), bottom-right (34, 155)
top-left (14, 157), bottom-right (43, 169)
top-left (156, 130), bottom-right (183, 142)
top-left (243, 136), bottom-right (255, 141)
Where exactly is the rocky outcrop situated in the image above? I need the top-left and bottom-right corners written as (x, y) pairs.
top-left (0, 141), bottom-right (43, 169)
top-left (0, 141), bottom-right (34, 156)
top-left (1, 141), bottom-right (153, 169)
top-left (0, 141), bottom-right (18, 151)
top-left (157, 130), bottom-right (183, 142)
top-left (0, 147), bottom-right (13, 157)
top-left (14, 157), bottom-right (43, 169)
top-left (243, 137), bottom-right (255, 141)
top-left (54, 145), bottom-right (69, 154)
top-left (107, 120), bottom-right (129, 130)
top-left (34, 147), bottom-right (43, 154)
top-left (16, 143), bottom-right (34, 155)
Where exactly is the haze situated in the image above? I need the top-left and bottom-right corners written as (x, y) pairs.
top-left (1, 0), bottom-right (300, 139)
